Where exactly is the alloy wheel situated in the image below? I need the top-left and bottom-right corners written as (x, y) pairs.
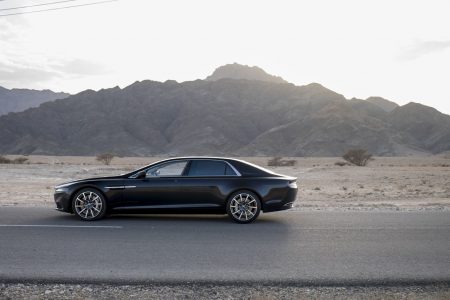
top-left (229, 192), bottom-right (259, 222)
top-left (74, 191), bottom-right (103, 220)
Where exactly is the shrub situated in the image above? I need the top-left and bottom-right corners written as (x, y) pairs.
top-left (96, 153), bottom-right (115, 165)
top-left (342, 149), bottom-right (372, 166)
top-left (267, 157), bottom-right (296, 167)
top-left (0, 155), bottom-right (28, 164)
top-left (12, 157), bottom-right (28, 164)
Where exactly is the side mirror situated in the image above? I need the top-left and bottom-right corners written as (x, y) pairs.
top-left (136, 171), bottom-right (146, 179)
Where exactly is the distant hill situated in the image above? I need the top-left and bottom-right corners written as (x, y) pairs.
top-left (0, 65), bottom-right (449, 156)
top-left (0, 86), bottom-right (69, 116)
top-left (366, 96), bottom-right (399, 112)
top-left (206, 63), bottom-right (287, 83)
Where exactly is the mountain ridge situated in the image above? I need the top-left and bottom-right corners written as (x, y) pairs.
top-left (0, 86), bottom-right (70, 116)
top-left (0, 65), bottom-right (448, 156)
top-left (206, 63), bottom-right (288, 84)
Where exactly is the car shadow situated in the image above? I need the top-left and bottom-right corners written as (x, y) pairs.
top-left (104, 213), bottom-right (290, 226)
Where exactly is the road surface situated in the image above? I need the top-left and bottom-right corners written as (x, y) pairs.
top-left (0, 207), bottom-right (449, 285)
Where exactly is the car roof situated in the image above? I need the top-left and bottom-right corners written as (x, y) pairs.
top-left (123, 156), bottom-right (279, 178)
top-left (145, 157), bottom-right (277, 177)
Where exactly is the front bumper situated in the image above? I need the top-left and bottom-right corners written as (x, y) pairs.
top-left (54, 190), bottom-right (72, 212)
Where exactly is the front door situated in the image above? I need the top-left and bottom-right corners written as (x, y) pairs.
top-left (122, 160), bottom-right (189, 209)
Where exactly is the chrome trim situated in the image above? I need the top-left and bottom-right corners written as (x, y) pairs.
top-left (111, 203), bottom-right (220, 210)
top-left (128, 158), bottom-right (242, 178)
top-left (124, 185), bottom-right (136, 189)
top-left (224, 161), bottom-right (241, 176)
top-left (104, 186), bottom-right (125, 190)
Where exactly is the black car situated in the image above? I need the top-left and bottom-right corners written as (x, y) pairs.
top-left (54, 157), bottom-right (297, 223)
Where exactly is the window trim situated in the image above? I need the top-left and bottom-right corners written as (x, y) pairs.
top-left (128, 160), bottom-right (189, 179)
top-left (128, 159), bottom-right (241, 178)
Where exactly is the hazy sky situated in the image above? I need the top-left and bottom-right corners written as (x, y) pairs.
top-left (1, 0), bottom-right (449, 114)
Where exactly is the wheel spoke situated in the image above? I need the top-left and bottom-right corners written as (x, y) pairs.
top-left (229, 193), bottom-right (259, 222)
top-left (74, 191), bottom-right (102, 219)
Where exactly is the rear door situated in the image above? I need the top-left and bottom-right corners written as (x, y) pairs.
top-left (175, 159), bottom-right (239, 209)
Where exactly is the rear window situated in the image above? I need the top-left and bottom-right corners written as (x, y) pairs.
top-left (227, 159), bottom-right (276, 177)
top-left (188, 160), bottom-right (236, 176)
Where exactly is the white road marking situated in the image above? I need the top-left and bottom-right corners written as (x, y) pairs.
top-left (0, 224), bottom-right (122, 228)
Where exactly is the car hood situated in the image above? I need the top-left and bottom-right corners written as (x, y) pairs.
top-left (55, 175), bottom-right (123, 188)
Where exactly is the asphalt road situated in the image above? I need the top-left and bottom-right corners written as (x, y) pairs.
top-left (0, 207), bottom-right (449, 285)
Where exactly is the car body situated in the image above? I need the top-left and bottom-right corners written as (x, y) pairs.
top-left (54, 157), bottom-right (297, 223)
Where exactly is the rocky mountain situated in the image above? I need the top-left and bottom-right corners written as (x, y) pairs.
top-left (206, 63), bottom-right (287, 84)
top-left (0, 66), bottom-right (449, 156)
top-left (366, 96), bottom-right (399, 112)
top-left (0, 86), bottom-right (69, 116)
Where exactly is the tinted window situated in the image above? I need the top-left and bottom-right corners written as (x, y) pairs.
top-left (225, 164), bottom-right (237, 175)
top-left (188, 160), bottom-right (236, 176)
top-left (228, 160), bottom-right (274, 176)
top-left (146, 161), bottom-right (187, 177)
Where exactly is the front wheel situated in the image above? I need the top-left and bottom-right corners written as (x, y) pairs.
top-left (226, 190), bottom-right (261, 223)
top-left (72, 188), bottom-right (107, 221)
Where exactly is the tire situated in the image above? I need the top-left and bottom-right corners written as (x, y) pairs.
top-left (72, 188), bottom-right (107, 221)
top-left (226, 190), bottom-right (261, 223)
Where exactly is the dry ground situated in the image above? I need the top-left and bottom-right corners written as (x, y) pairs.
top-left (0, 155), bottom-right (449, 210)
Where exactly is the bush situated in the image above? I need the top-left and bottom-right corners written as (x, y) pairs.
top-left (267, 157), bottom-right (296, 167)
top-left (342, 149), bottom-right (372, 166)
top-left (96, 153), bottom-right (115, 165)
top-left (335, 161), bottom-right (350, 166)
top-left (0, 155), bottom-right (28, 164)
top-left (13, 157), bottom-right (28, 164)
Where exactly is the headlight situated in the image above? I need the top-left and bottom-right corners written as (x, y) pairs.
top-left (54, 186), bottom-right (69, 193)
top-left (288, 181), bottom-right (297, 188)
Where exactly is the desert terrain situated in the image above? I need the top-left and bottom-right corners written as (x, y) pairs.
top-left (0, 155), bottom-right (449, 211)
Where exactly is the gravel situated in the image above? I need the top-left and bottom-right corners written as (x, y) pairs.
top-left (1, 283), bottom-right (449, 300)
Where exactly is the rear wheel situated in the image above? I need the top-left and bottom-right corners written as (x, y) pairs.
top-left (226, 190), bottom-right (261, 223)
top-left (72, 188), bottom-right (106, 221)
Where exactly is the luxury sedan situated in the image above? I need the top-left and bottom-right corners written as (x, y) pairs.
top-left (54, 157), bottom-right (297, 223)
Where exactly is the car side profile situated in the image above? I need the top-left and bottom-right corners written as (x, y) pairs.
top-left (54, 157), bottom-right (297, 223)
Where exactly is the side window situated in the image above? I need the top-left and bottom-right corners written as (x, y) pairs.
top-left (146, 161), bottom-right (188, 177)
top-left (225, 164), bottom-right (237, 175)
top-left (188, 160), bottom-right (231, 176)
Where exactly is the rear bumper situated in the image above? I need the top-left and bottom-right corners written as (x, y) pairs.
top-left (262, 187), bottom-right (297, 213)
